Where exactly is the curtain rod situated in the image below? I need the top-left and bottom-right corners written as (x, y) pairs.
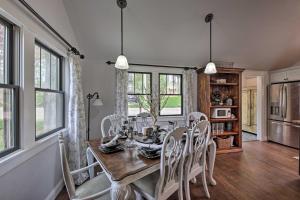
top-left (106, 61), bottom-right (198, 70)
top-left (18, 0), bottom-right (84, 59)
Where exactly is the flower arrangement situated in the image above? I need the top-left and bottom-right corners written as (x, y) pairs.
top-left (136, 88), bottom-right (169, 125)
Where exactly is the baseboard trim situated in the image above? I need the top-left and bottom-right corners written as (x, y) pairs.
top-left (45, 179), bottom-right (64, 200)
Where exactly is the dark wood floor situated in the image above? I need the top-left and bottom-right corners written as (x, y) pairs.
top-left (56, 141), bottom-right (300, 200)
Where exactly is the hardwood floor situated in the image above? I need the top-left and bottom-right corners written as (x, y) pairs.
top-left (56, 141), bottom-right (300, 200)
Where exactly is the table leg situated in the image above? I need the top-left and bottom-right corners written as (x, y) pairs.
top-left (111, 182), bottom-right (129, 200)
top-left (208, 140), bottom-right (217, 186)
top-left (125, 185), bottom-right (136, 200)
top-left (86, 147), bottom-right (95, 178)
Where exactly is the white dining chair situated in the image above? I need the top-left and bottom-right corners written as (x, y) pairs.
top-left (101, 114), bottom-right (127, 138)
top-left (131, 127), bottom-right (189, 200)
top-left (186, 112), bottom-right (208, 127)
top-left (187, 112), bottom-right (217, 187)
top-left (58, 134), bottom-right (111, 200)
top-left (184, 120), bottom-right (211, 199)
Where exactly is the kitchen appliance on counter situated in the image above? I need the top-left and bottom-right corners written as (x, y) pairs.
top-left (268, 82), bottom-right (300, 149)
top-left (212, 108), bottom-right (231, 118)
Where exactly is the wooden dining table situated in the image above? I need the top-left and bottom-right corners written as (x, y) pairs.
top-left (87, 139), bottom-right (161, 200)
top-left (86, 137), bottom-right (217, 200)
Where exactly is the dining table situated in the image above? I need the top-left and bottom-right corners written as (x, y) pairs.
top-left (86, 136), bottom-right (217, 200)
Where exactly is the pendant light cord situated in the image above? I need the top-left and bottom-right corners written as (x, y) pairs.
top-left (209, 20), bottom-right (212, 62)
top-left (121, 7), bottom-right (124, 55)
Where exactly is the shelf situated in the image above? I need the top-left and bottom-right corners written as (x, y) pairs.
top-left (210, 118), bottom-right (238, 122)
top-left (216, 147), bottom-right (243, 154)
top-left (210, 82), bottom-right (238, 86)
top-left (212, 131), bottom-right (239, 136)
top-left (210, 105), bottom-right (238, 108)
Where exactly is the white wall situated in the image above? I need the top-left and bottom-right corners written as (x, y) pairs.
top-left (243, 77), bottom-right (257, 89)
top-left (0, 0), bottom-right (78, 199)
top-left (81, 59), bottom-right (116, 139)
top-left (82, 60), bottom-right (198, 139)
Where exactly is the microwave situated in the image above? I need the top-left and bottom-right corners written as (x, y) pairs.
top-left (212, 108), bottom-right (231, 118)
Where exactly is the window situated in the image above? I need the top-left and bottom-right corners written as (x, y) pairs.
top-left (127, 72), bottom-right (151, 116)
top-left (159, 73), bottom-right (182, 116)
top-left (0, 17), bottom-right (19, 157)
top-left (35, 41), bottom-right (64, 139)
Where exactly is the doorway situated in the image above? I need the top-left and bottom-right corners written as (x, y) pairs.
top-left (242, 77), bottom-right (258, 141)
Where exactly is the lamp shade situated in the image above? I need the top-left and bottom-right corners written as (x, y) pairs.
top-left (93, 98), bottom-right (103, 106)
top-left (115, 55), bottom-right (129, 69)
top-left (204, 62), bottom-right (217, 74)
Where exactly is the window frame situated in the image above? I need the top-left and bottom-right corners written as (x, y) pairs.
top-left (34, 40), bottom-right (65, 140)
top-left (127, 71), bottom-right (152, 117)
top-left (0, 16), bottom-right (20, 158)
top-left (158, 73), bottom-right (183, 116)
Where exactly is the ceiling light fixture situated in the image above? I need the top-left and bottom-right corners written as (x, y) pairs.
top-left (204, 13), bottom-right (217, 74)
top-left (115, 0), bottom-right (129, 69)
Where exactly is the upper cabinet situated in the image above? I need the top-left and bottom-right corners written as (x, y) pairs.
top-left (270, 67), bottom-right (300, 83)
top-left (286, 68), bottom-right (300, 82)
top-left (270, 71), bottom-right (287, 83)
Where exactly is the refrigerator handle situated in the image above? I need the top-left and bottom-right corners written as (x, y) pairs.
top-left (279, 85), bottom-right (283, 118)
top-left (283, 85), bottom-right (287, 118)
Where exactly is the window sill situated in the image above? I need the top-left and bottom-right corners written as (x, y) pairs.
top-left (0, 128), bottom-right (66, 177)
top-left (157, 115), bottom-right (185, 122)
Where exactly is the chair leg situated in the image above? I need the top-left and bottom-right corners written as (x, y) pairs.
top-left (177, 184), bottom-right (183, 200)
top-left (201, 170), bottom-right (210, 198)
top-left (191, 177), bottom-right (197, 184)
top-left (184, 177), bottom-right (191, 200)
top-left (125, 185), bottom-right (136, 200)
top-left (86, 147), bottom-right (95, 178)
top-left (208, 140), bottom-right (217, 186)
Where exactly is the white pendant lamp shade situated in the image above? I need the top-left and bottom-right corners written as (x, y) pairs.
top-left (115, 55), bottom-right (129, 69)
top-left (204, 62), bottom-right (217, 74)
top-left (93, 98), bottom-right (103, 106)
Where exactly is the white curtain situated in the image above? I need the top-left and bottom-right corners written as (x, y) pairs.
top-left (115, 69), bottom-right (128, 116)
top-left (67, 54), bottom-right (89, 185)
top-left (183, 69), bottom-right (196, 120)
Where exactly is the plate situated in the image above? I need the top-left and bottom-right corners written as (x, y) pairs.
top-left (138, 149), bottom-right (161, 159)
top-left (101, 142), bottom-right (121, 149)
top-left (140, 147), bottom-right (161, 155)
top-left (99, 145), bottom-right (124, 154)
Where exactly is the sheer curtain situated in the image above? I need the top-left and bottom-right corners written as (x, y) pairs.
top-left (115, 69), bottom-right (128, 116)
top-left (183, 69), bottom-right (196, 120)
top-left (66, 54), bottom-right (89, 185)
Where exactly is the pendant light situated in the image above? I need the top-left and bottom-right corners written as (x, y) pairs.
top-left (204, 13), bottom-right (217, 74)
top-left (115, 0), bottom-right (129, 69)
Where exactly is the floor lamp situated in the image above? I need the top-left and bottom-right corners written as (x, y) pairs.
top-left (86, 92), bottom-right (103, 141)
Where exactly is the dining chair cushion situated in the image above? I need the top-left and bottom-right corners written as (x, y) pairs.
top-left (75, 173), bottom-right (111, 200)
top-left (132, 170), bottom-right (160, 197)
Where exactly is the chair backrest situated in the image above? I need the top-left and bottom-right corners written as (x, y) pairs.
top-left (101, 114), bottom-right (127, 138)
top-left (136, 112), bottom-right (152, 133)
top-left (187, 120), bottom-right (211, 174)
top-left (58, 134), bottom-right (76, 198)
top-left (186, 112), bottom-right (208, 127)
top-left (156, 127), bottom-right (189, 199)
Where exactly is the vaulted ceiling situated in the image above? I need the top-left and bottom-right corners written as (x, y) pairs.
top-left (63, 0), bottom-right (300, 70)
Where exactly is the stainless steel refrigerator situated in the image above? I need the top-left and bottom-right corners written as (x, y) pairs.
top-left (268, 82), bottom-right (300, 149)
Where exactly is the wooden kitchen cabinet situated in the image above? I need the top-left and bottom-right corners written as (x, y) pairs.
top-left (197, 67), bottom-right (244, 154)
